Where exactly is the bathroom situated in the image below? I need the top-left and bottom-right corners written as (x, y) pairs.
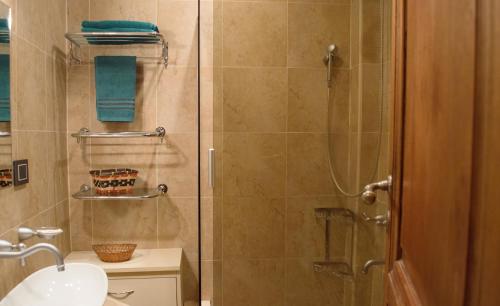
top-left (0, 0), bottom-right (498, 306)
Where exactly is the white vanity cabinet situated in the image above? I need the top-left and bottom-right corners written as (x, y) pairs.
top-left (66, 248), bottom-right (183, 306)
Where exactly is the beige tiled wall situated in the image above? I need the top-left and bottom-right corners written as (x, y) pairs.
top-left (66, 0), bottom-right (200, 304)
top-left (205, 0), bottom-right (393, 305)
top-left (0, 0), bottom-right (70, 298)
top-left (206, 0), bottom-right (362, 304)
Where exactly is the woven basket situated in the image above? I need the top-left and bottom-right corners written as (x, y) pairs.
top-left (0, 169), bottom-right (12, 188)
top-left (92, 243), bottom-right (137, 263)
top-left (90, 168), bottom-right (139, 195)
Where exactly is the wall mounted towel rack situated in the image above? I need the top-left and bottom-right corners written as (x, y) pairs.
top-left (65, 32), bottom-right (168, 66)
top-left (71, 127), bottom-right (166, 143)
top-left (72, 184), bottom-right (168, 200)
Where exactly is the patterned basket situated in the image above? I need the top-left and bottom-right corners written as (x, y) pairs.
top-left (90, 168), bottom-right (138, 195)
top-left (0, 168), bottom-right (12, 188)
top-left (92, 243), bottom-right (137, 263)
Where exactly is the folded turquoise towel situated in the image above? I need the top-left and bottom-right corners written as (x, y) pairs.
top-left (95, 56), bottom-right (136, 122)
top-left (82, 20), bottom-right (158, 32)
top-left (0, 55), bottom-right (10, 122)
top-left (82, 27), bottom-right (158, 33)
top-left (0, 19), bottom-right (9, 44)
top-left (0, 19), bottom-right (8, 29)
top-left (81, 20), bottom-right (159, 45)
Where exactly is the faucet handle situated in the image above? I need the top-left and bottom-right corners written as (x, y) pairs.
top-left (361, 212), bottom-right (388, 226)
top-left (18, 227), bottom-right (63, 242)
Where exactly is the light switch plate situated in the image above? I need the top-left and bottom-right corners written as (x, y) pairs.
top-left (13, 159), bottom-right (29, 186)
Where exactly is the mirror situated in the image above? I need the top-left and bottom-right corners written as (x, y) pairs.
top-left (0, 1), bottom-right (11, 189)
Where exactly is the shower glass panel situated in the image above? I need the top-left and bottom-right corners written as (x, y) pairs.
top-left (200, 0), bottom-right (393, 305)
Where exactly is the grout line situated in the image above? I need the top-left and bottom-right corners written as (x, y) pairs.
top-left (65, 0), bottom-right (73, 253)
top-left (0, 201), bottom-right (67, 239)
top-left (284, 0), bottom-right (289, 303)
top-left (220, 0), bottom-right (225, 302)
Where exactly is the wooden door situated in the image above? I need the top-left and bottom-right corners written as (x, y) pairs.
top-left (385, 0), bottom-right (476, 305)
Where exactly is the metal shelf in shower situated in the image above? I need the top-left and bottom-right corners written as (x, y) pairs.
top-left (71, 127), bottom-right (166, 143)
top-left (64, 31), bottom-right (168, 66)
top-left (314, 207), bottom-right (355, 280)
top-left (72, 184), bottom-right (168, 201)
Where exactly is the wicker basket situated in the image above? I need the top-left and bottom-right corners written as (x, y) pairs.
top-left (90, 168), bottom-right (139, 195)
top-left (92, 243), bottom-right (137, 263)
top-left (0, 169), bottom-right (12, 188)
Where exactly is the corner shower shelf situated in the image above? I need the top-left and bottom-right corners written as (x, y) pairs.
top-left (71, 127), bottom-right (166, 143)
top-left (314, 207), bottom-right (355, 280)
top-left (72, 184), bottom-right (168, 200)
top-left (65, 31), bottom-right (168, 66)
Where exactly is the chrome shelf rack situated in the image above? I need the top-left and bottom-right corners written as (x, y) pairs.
top-left (64, 31), bottom-right (168, 66)
top-left (72, 184), bottom-right (168, 201)
top-left (71, 127), bottom-right (166, 143)
top-left (313, 207), bottom-right (355, 280)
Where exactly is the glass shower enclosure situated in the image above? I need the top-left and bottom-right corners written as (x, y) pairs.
top-left (199, 0), bottom-right (393, 304)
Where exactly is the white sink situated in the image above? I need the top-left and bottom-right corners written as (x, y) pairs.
top-left (0, 263), bottom-right (108, 306)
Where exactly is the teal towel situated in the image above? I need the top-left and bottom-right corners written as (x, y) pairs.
top-left (82, 27), bottom-right (158, 33)
top-left (95, 56), bottom-right (136, 122)
top-left (0, 19), bottom-right (9, 44)
top-left (82, 20), bottom-right (159, 32)
top-left (81, 20), bottom-right (159, 45)
top-left (0, 54), bottom-right (10, 122)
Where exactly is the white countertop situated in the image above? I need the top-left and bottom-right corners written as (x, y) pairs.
top-left (66, 248), bottom-right (183, 274)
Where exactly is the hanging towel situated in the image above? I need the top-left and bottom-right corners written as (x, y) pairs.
top-left (0, 54), bottom-right (10, 122)
top-left (95, 56), bottom-right (136, 122)
top-left (82, 20), bottom-right (159, 32)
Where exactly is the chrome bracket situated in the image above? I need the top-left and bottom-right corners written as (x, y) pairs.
top-left (361, 212), bottom-right (389, 226)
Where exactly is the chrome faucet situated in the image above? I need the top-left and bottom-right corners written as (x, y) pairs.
top-left (0, 240), bottom-right (65, 272)
top-left (361, 259), bottom-right (385, 274)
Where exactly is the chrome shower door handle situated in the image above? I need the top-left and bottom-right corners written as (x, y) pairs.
top-left (361, 175), bottom-right (392, 205)
top-left (208, 148), bottom-right (215, 189)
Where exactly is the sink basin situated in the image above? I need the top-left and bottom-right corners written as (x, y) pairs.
top-left (0, 263), bottom-right (108, 306)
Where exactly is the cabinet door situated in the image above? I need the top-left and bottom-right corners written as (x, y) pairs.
top-left (108, 276), bottom-right (178, 306)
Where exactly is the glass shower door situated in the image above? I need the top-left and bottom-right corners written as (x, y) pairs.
top-left (200, 0), bottom-right (394, 305)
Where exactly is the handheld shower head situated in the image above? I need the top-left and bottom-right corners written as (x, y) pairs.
top-left (327, 44), bottom-right (336, 54)
top-left (323, 44), bottom-right (337, 87)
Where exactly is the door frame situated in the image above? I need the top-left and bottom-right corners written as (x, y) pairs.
top-left (384, 0), bottom-right (422, 304)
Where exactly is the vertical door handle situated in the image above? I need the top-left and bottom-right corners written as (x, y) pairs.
top-left (208, 148), bottom-right (215, 188)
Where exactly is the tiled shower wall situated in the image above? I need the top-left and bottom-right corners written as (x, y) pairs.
top-left (204, 0), bottom-right (393, 305)
top-left (0, 0), bottom-right (70, 298)
top-left (207, 0), bottom-right (360, 304)
top-left (66, 0), bottom-right (200, 304)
